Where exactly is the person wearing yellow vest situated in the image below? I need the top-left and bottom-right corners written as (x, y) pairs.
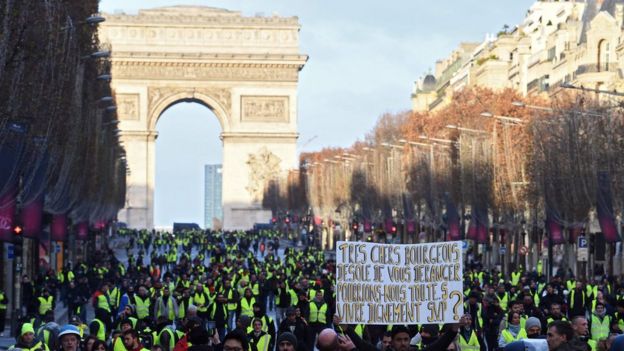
top-left (464, 292), bottom-right (484, 331)
top-left (546, 303), bottom-right (568, 328)
top-left (308, 290), bottom-right (329, 337)
top-left (193, 284), bottom-right (210, 320)
top-left (499, 312), bottom-right (528, 348)
top-left (155, 287), bottom-right (179, 323)
top-left (132, 286), bottom-right (152, 322)
top-left (458, 314), bottom-right (485, 351)
top-left (223, 280), bottom-right (239, 331)
top-left (207, 293), bottom-right (229, 340)
top-left (495, 285), bottom-right (510, 311)
top-left (90, 309), bottom-right (108, 342)
top-left (248, 319), bottom-right (271, 351)
top-left (237, 288), bottom-right (256, 318)
top-left (122, 329), bottom-right (150, 351)
top-left (571, 316), bottom-right (597, 351)
top-left (37, 289), bottom-right (55, 323)
top-left (9, 323), bottom-right (47, 351)
top-left (0, 288), bottom-right (8, 337)
top-left (510, 268), bottom-right (522, 287)
top-left (94, 284), bottom-right (112, 328)
top-left (157, 325), bottom-right (185, 351)
top-left (250, 303), bottom-right (276, 351)
top-left (568, 282), bottom-right (587, 318)
top-left (589, 302), bottom-right (611, 341)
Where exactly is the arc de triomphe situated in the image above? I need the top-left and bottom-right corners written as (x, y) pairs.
top-left (99, 6), bottom-right (307, 230)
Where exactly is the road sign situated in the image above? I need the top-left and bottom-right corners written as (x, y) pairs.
top-left (578, 247), bottom-right (588, 262)
top-left (519, 246), bottom-right (528, 255)
top-left (7, 244), bottom-right (14, 259)
top-left (462, 240), bottom-right (469, 250)
top-left (500, 246), bottom-right (507, 255)
top-left (578, 236), bottom-right (588, 248)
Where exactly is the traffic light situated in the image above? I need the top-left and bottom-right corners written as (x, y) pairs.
top-left (13, 225), bottom-right (23, 257)
top-left (351, 221), bottom-right (358, 231)
top-left (271, 217), bottom-right (277, 224)
top-left (391, 223), bottom-right (398, 235)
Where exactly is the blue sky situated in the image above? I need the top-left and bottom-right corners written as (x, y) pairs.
top-left (99, 0), bottom-right (535, 227)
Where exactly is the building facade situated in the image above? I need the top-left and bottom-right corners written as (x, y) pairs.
top-left (412, 0), bottom-right (624, 112)
top-left (204, 164), bottom-right (223, 229)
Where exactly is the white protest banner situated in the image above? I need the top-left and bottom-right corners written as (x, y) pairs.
top-left (335, 241), bottom-right (463, 325)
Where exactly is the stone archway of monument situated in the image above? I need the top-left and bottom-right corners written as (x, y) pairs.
top-left (99, 6), bottom-right (307, 230)
top-left (148, 88), bottom-right (231, 133)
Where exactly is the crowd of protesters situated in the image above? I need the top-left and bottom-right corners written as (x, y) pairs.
top-left (2, 229), bottom-right (624, 351)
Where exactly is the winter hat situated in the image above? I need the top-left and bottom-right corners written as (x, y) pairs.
top-left (525, 317), bottom-right (542, 331)
top-left (58, 324), bottom-right (81, 339)
top-left (277, 332), bottom-right (297, 348)
top-left (20, 323), bottom-right (35, 336)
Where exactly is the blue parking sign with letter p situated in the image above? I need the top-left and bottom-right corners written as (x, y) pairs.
top-left (578, 236), bottom-right (587, 248)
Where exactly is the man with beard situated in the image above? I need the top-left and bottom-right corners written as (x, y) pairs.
top-left (154, 287), bottom-right (179, 324)
top-left (457, 314), bottom-right (486, 351)
top-left (525, 317), bottom-right (544, 339)
top-left (279, 308), bottom-right (308, 351)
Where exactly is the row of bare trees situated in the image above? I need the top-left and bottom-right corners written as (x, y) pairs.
top-left (269, 87), bottom-right (624, 276)
top-left (0, 1), bottom-right (124, 238)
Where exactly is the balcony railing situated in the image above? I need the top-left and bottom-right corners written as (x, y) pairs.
top-left (576, 63), bottom-right (619, 75)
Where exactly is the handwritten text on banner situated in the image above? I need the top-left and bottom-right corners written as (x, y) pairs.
top-left (335, 241), bottom-right (464, 325)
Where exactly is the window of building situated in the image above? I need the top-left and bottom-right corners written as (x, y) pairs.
top-left (598, 39), bottom-right (610, 71)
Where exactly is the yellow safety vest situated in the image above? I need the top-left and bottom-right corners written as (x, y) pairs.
top-left (113, 337), bottom-right (126, 351)
top-left (226, 290), bottom-right (237, 311)
top-left (496, 293), bottom-right (509, 311)
top-left (38, 296), bottom-right (53, 316)
top-left (458, 330), bottom-right (480, 351)
top-left (587, 339), bottom-right (597, 351)
top-left (511, 272), bottom-right (521, 286)
top-left (464, 302), bottom-right (484, 329)
top-left (158, 328), bottom-right (184, 350)
top-left (251, 283), bottom-right (260, 296)
top-left (240, 297), bottom-right (255, 317)
top-left (156, 297), bottom-right (177, 321)
top-left (501, 329), bottom-right (527, 344)
top-left (251, 334), bottom-right (271, 351)
top-left (591, 315), bottom-right (610, 341)
top-left (0, 292), bottom-right (7, 310)
top-left (9, 340), bottom-right (48, 351)
top-left (135, 296), bottom-right (151, 319)
top-left (194, 293), bottom-right (208, 312)
top-left (288, 289), bottom-right (298, 307)
top-left (97, 294), bottom-right (111, 313)
top-left (309, 302), bottom-right (328, 324)
top-left (93, 318), bottom-right (106, 341)
top-left (354, 324), bottom-right (364, 338)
